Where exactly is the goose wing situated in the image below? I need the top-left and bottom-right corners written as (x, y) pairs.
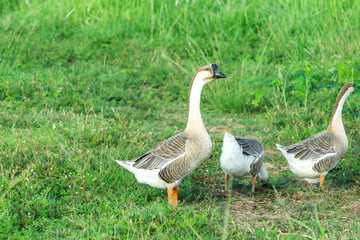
top-left (312, 153), bottom-right (338, 173)
top-left (234, 137), bottom-right (264, 157)
top-left (235, 137), bottom-right (265, 176)
top-left (130, 134), bottom-right (187, 170)
top-left (285, 132), bottom-right (336, 161)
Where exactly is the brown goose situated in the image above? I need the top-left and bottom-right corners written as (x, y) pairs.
top-left (220, 132), bottom-right (269, 193)
top-left (276, 82), bottom-right (354, 190)
top-left (117, 64), bottom-right (226, 205)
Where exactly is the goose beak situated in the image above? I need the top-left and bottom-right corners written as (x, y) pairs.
top-left (211, 64), bottom-right (226, 79)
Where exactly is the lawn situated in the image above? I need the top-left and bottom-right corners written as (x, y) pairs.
top-left (0, 0), bottom-right (359, 239)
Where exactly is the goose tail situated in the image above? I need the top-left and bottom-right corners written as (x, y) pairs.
top-left (116, 160), bottom-right (135, 172)
top-left (276, 144), bottom-right (287, 151)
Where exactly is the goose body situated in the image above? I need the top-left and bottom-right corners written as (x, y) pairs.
top-left (220, 132), bottom-right (268, 193)
top-left (276, 82), bottom-right (354, 189)
top-left (117, 132), bottom-right (212, 189)
top-left (117, 64), bottom-right (226, 205)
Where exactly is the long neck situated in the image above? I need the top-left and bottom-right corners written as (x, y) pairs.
top-left (327, 90), bottom-right (349, 136)
top-left (184, 78), bottom-right (207, 136)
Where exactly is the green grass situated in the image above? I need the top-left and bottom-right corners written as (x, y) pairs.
top-left (0, 0), bottom-right (359, 238)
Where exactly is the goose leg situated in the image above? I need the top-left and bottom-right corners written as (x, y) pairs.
top-left (173, 187), bottom-right (178, 206)
top-left (225, 174), bottom-right (230, 192)
top-left (251, 177), bottom-right (256, 193)
top-left (320, 176), bottom-right (325, 191)
top-left (167, 187), bottom-right (178, 206)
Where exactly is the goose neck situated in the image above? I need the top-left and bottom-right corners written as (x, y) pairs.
top-left (327, 89), bottom-right (350, 136)
top-left (185, 79), bottom-right (207, 135)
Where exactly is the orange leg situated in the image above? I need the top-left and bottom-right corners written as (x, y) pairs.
top-left (173, 187), bottom-right (178, 205)
top-left (251, 177), bottom-right (256, 193)
top-left (167, 187), bottom-right (178, 206)
top-left (320, 176), bottom-right (325, 191)
top-left (305, 181), bottom-right (309, 187)
top-left (225, 174), bottom-right (230, 192)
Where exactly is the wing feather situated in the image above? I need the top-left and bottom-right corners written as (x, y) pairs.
top-left (312, 153), bottom-right (338, 173)
top-left (131, 134), bottom-right (187, 170)
top-left (234, 137), bottom-right (265, 176)
top-left (284, 132), bottom-right (336, 162)
top-left (234, 137), bottom-right (264, 157)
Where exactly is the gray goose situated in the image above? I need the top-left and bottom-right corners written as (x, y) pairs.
top-left (220, 132), bottom-right (269, 193)
top-left (276, 82), bottom-right (354, 190)
top-left (117, 64), bottom-right (226, 205)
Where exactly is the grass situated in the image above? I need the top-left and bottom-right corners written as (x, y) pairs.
top-left (0, 0), bottom-right (359, 238)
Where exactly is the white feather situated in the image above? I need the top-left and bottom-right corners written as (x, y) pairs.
top-left (220, 132), bottom-right (256, 179)
top-left (116, 160), bottom-right (181, 189)
top-left (275, 144), bottom-right (333, 183)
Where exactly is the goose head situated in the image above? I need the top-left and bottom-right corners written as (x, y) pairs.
top-left (337, 82), bottom-right (354, 100)
top-left (327, 82), bottom-right (354, 135)
top-left (193, 64), bottom-right (226, 85)
top-left (343, 82), bottom-right (354, 96)
top-left (331, 82), bottom-right (354, 118)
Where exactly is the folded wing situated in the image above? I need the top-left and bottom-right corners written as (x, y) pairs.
top-left (130, 134), bottom-right (187, 170)
top-left (285, 133), bottom-right (336, 161)
top-left (235, 137), bottom-right (265, 176)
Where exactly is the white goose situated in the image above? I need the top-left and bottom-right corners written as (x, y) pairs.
top-left (276, 82), bottom-right (354, 190)
top-left (220, 132), bottom-right (269, 193)
top-left (117, 64), bottom-right (226, 205)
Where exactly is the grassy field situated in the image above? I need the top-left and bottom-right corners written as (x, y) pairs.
top-left (0, 0), bottom-right (359, 238)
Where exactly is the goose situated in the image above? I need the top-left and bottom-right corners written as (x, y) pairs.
top-left (116, 64), bottom-right (226, 206)
top-left (276, 82), bottom-right (354, 190)
top-left (220, 132), bottom-right (269, 193)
